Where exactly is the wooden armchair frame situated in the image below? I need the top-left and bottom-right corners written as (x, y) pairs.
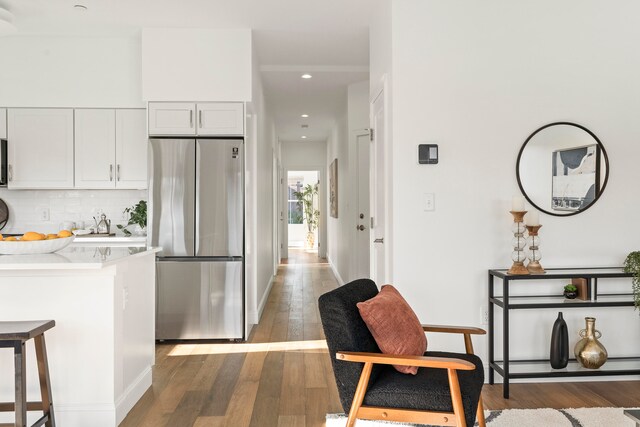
top-left (336, 324), bottom-right (486, 427)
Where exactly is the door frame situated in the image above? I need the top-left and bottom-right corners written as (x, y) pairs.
top-left (281, 166), bottom-right (327, 260)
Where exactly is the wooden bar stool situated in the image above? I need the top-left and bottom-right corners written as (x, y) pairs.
top-left (0, 320), bottom-right (55, 427)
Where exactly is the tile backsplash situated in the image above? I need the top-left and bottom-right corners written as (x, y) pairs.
top-left (0, 189), bottom-right (147, 234)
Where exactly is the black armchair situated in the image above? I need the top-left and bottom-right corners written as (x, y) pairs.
top-left (318, 278), bottom-right (486, 427)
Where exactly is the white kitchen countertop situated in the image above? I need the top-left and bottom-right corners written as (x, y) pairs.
top-left (0, 245), bottom-right (160, 270)
top-left (72, 235), bottom-right (148, 244)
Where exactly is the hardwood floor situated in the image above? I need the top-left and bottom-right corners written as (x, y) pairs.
top-left (122, 248), bottom-right (640, 426)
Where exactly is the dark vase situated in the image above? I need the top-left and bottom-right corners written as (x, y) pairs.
top-left (550, 312), bottom-right (569, 369)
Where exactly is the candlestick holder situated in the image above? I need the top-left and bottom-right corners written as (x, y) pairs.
top-left (525, 225), bottom-right (545, 274)
top-left (508, 211), bottom-right (529, 275)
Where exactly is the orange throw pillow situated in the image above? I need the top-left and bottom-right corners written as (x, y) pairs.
top-left (357, 285), bottom-right (427, 375)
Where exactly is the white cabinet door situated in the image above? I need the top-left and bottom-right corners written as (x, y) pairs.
top-left (116, 109), bottom-right (147, 189)
top-left (75, 109), bottom-right (116, 189)
top-left (8, 109), bottom-right (74, 189)
top-left (0, 109), bottom-right (6, 139)
top-left (148, 102), bottom-right (196, 136)
top-left (196, 102), bottom-right (244, 136)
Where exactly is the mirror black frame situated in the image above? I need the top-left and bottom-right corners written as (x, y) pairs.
top-left (516, 122), bottom-right (609, 217)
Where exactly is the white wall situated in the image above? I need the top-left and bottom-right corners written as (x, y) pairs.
top-left (142, 28), bottom-right (252, 102)
top-left (0, 36), bottom-right (143, 107)
top-left (245, 39), bottom-right (276, 326)
top-left (388, 0), bottom-right (640, 364)
top-left (0, 189), bottom-right (146, 234)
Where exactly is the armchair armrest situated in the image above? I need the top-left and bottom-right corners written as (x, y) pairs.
top-left (336, 351), bottom-right (476, 371)
top-left (422, 324), bottom-right (486, 335)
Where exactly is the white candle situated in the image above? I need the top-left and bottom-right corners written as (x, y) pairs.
top-left (511, 196), bottom-right (525, 212)
top-left (525, 210), bottom-right (540, 226)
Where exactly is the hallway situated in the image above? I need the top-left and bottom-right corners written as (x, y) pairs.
top-left (121, 249), bottom-right (342, 427)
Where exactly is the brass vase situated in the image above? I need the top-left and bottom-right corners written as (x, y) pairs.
top-left (574, 317), bottom-right (608, 369)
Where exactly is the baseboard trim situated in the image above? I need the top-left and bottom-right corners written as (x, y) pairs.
top-left (115, 366), bottom-right (153, 425)
top-left (327, 254), bottom-right (345, 286)
top-left (255, 275), bottom-right (276, 323)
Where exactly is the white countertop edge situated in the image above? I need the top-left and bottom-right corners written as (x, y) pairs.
top-left (72, 236), bottom-right (148, 244)
top-left (0, 247), bottom-right (161, 271)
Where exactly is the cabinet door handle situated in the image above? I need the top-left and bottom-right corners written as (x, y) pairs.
top-left (110, 164), bottom-right (114, 181)
top-left (190, 110), bottom-right (194, 128)
top-left (374, 238), bottom-right (384, 244)
top-left (8, 165), bottom-right (12, 182)
top-left (117, 164), bottom-right (121, 181)
top-left (199, 110), bottom-right (202, 128)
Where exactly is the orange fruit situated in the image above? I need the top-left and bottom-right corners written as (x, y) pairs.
top-left (5, 236), bottom-right (17, 241)
top-left (58, 230), bottom-right (73, 238)
top-left (0, 234), bottom-right (3, 241)
top-left (22, 231), bottom-right (45, 241)
top-left (46, 234), bottom-right (59, 240)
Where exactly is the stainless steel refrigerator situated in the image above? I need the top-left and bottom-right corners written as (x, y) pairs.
top-left (149, 138), bottom-right (244, 340)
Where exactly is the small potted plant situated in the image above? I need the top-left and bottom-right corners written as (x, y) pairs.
top-left (117, 200), bottom-right (147, 236)
top-left (564, 284), bottom-right (578, 299)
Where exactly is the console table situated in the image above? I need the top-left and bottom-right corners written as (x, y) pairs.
top-left (488, 267), bottom-right (637, 398)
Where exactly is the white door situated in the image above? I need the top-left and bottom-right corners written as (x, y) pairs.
top-left (0, 109), bottom-right (6, 139)
top-left (116, 109), bottom-right (148, 189)
top-left (196, 102), bottom-right (244, 136)
top-left (355, 132), bottom-right (371, 278)
top-left (371, 90), bottom-right (387, 284)
top-left (148, 102), bottom-right (196, 136)
top-left (75, 109), bottom-right (116, 189)
top-left (8, 108), bottom-right (74, 189)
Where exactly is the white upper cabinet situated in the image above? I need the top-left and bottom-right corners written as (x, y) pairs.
top-left (197, 103), bottom-right (244, 136)
top-left (115, 109), bottom-right (147, 189)
top-left (148, 102), bottom-right (196, 136)
top-left (148, 102), bottom-right (244, 136)
top-left (8, 109), bottom-right (74, 189)
top-left (75, 109), bottom-right (117, 189)
top-left (0, 109), bottom-right (6, 139)
top-left (75, 108), bottom-right (147, 190)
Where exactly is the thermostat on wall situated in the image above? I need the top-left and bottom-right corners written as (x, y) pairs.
top-left (418, 144), bottom-right (438, 164)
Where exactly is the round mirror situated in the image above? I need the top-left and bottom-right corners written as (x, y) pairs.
top-left (516, 122), bottom-right (609, 216)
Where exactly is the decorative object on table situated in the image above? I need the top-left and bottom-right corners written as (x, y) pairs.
top-left (524, 210), bottom-right (545, 274)
top-left (329, 159), bottom-right (338, 218)
top-left (293, 183), bottom-right (320, 249)
top-left (571, 277), bottom-right (589, 300)
top-left (116, 200), bottom-right (147, 236)
top-left (623, 251), bottom-right (640, 311)
top-left (574, 317), bottom-right (607, 369)
top-left (93, 214), bottom-right (111, 235)
top-left (507, 196), bottom-right (528, 275)
top-left (550, 312), bottom-right (569, 369)
top-left (0, 198), bottom-right (8, 230)
top-left (516, 122), bottom-right (609, 217)
top-left (563, 284), bottom-right (578, 299)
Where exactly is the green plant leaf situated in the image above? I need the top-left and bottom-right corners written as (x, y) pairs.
top-left (623, 251), bottom-right (640, 312)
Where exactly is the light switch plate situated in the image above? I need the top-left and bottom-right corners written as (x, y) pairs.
top-left (424, 193), bottom-right (435, 211)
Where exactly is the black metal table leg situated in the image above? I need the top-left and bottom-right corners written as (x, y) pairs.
top-left (502, 276), bottom-right (509, 399)
top-left (488, 271), bottom-right (494, 385)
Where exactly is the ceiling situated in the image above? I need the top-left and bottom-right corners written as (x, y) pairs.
top-left (4, 0), bottom-right (371, 144)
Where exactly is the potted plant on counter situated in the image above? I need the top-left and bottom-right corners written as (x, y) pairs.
top-left (117, 200), bottom-right (147, 236)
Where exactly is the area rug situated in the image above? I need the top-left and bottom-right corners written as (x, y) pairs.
top-left (326, 407), bottom-right (638, 426)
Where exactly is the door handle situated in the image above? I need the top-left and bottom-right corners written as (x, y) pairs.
top-left (8, 165), bottom-right (12, 182)
top-left (190, 110), bottom-right (194, 128)
top-left (117, 164), bottom-right (121, 181)
top-left (357, 225), bottom-right (365, 231)
top-left (374, 238), bottom-right (384, 244)
top-left (199, 110), bottom-right (203, 128)
top-left (110, 164), bottom-right (114, 181)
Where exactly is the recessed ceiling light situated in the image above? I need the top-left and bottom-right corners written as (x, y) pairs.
top-left (301, 136), bottom-right (307, 139)
top-left (301, 114), bottom-right (309, 118)
top-left (73, 4), bottom-right (88, 11)
top-left (301, 74), bottom-right (312, 79)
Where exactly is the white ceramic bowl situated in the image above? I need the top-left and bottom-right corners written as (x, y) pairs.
top-left (0, 236), bottom-right (75, 255)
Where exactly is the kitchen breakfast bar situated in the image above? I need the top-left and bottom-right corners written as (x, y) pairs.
top-left (0, 244), bottom-right (159, 426)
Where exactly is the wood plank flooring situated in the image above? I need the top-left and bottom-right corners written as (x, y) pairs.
top-left (121, 248), bottom-right (640, 426)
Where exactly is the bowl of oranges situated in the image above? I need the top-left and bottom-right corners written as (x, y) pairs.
top-left (0, 230), bottom-right (75, 255)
